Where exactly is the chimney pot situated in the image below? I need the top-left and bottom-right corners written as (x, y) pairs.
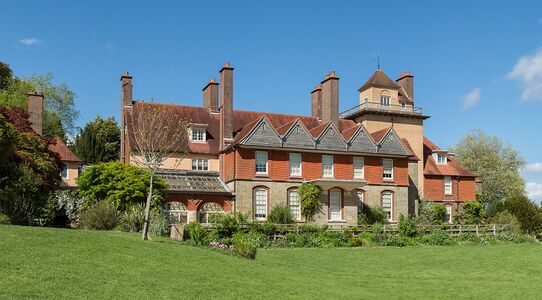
top-left (311, 85), bottom-right (322, 119)
top-left (396, 71), bottom-right (414, 102)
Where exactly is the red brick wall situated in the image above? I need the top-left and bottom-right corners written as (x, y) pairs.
top-left (231, 148), bottom-right (409, 186)
top-left (222, 150), bottom-right (235, 182)
top-left (424, 175), bottom-right (476, 201)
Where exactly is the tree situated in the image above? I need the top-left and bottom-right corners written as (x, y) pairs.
top-left (0, 62), bottom-right (13, 90)
top-left (0, 105), bottom-right (61, 224)
top-left (128, 101), bottom-right (189, 240)
top-left (0, 69), bottom-right (79, 137)
top-left (450, 130), bottom-right (526, 212)
top-left (76, 161), bottom-right (166, 210)
top-left (297, 182), bottom-right (322, 222)
top-left (500, 195), bottom-right (542, 234)
top-left (73, 116), bottom-right (120, 164)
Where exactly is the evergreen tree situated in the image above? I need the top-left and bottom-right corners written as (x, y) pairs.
top-left (73, 116), bottom-right (120, 164)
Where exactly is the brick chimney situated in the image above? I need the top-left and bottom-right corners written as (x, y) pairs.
top-left (311, 84), bottom-right (322, 119)
top-left (120, 71), bottom-right (132, 164)
top-left (396, 71), bottom-right (414, 102)
top-left (219, 63), bottom-right (234, 146)
top-left (203, 77), bottom-right (219, 113)
top-left (120, 72), bottom-right (133, 107)
top-left (320, 71), bottom-right (339, 126)
top-left (27, 92), bottom-right (44, 136)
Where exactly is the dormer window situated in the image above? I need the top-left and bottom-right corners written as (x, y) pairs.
top-left (189, 124), bottom-right (207, 143)
top-left (380, 96), bottom-right (390, 107)
top-left (432, 151), bottom-right (448, 165)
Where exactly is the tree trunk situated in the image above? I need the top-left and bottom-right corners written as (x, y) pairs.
top-left (141, 174), bottom-right (154, 240)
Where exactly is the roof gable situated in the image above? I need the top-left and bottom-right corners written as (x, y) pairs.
top-left (358, 69), bottom-right (400, 92)
top-left (316, 123), bottom-right (346, 151)
top-left (377, 128), bottom-right (411, 156)
top-left (239, 116), bottom-right (282, 147)
top-left (348, 125), bottom-right (378, 153)
top-left (282, 119), bottom-right (315, 149)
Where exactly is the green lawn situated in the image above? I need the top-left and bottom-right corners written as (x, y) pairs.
top-left (1, 225), bottom-right (541, 299)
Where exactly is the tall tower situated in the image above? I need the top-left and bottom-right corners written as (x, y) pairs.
top-left (341, 69), bottom-right (429, 209)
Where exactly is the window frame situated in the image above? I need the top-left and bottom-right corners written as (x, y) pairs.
top-left (353, 157), bottom-right (364, 179)
top-left (289, 152), bottom-right (302, 177)
top-left (322, 154), bottom-right (334, 178)
top-left (444, 205), bottom-right (453, 224)
top-left (381, 191), bottom-right (394, 222)
top-left (191, 158), bottom-right (209, 171)
top-left (437, 153), bottom-right (447, 165)
top-left (380, 95), bottom-right (391, 107)
top-left (444, 176), bottom-right (453, 195)
top-left (383, 158), bottom-right (393, 181)
top-left (288, 188), bottom-right (302, 221)
top-left (328, 188), bottom-right (343, 221)
top-left (61, 165), bottom-right (68, 179)
top-left (253, 187), bottom-right (269, 221)
top-left (190, 127), bottom-right (206, 142)
top-left (255, 151), bottom-right (268, 175)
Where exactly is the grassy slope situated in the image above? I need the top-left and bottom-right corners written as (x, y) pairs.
top-left (0, 225), bottom-right (541, 299)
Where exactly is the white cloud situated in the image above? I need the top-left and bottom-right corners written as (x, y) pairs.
top-left (523, 163), bottom-right (542, 173)
top-left (526, 182), bottom-right (542, 204)
top-left (461, 88), bottom-right (481, 111)
top-left (506, 47), bottom-right (542, 101)
top-left (18, 38), bottom-right (42, 46)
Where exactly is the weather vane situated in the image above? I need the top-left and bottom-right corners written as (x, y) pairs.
top-left (373, 52), bottom-right (381, 69)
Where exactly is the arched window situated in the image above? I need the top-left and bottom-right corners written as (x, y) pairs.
top-left (198, 202), bottom-right (224, 224)
top-left (166, 201), bottom-right (188, 224)
top-left (356, 189), bottom-right (365, 214)
top-left (380, 90), bottom-right (391, 107)
top-left (381, 191), bottom-right (394, 222)
top-left (254, 187), bottom-right (268, 221)
top-left (288, 188), bottom-right (301, 221)
top-left (328, 188), bottom-right (343, 221)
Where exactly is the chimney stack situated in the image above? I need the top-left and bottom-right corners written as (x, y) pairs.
top-left (311, 84), bottom-right (322, 119)
top-left (219, 63), bottom-right (234, 146)
top-left (320, 71), bottom-right (340, 127)
top-left (27, 92), bottom-right (44, 136)
top-left (120, 72), bottom-right (133, 106)
top-left (396, 72), bottom-right (414, 102)
top-left (203, 77), bottom-right (219, 113)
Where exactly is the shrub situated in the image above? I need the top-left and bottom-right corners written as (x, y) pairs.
top-left (211, 212), bottom-right (246, 238)
top-left (185, 222), bottom-right (208, 246)
top-left (233, 231), bottom-right (271, 248)
top-left (0, 212), bottom-right (11, 225)
top-left (232, 237), bottom-right (257, 259)
top-left (399, 215), bottom-right (420, 237)
top-left (298, 182), bottom-right (322, 222)
top-left (455, 201), bottom-right (485, 224)
top-left (149, 208), bottom-right (169, 237)
top-left (489, 211), bottom-right (521, 233)
top-left (357, 212), bottom-right (368, 225)
top-left (501, 195), bottom-right (542, 234)
top-left (382, 235), bottom-right (410, 247)
top-left (80, 201), bottom-right (120, 230)
top-left (423, 228), bottom-right (455, 246)
top-left (54, 190), bottom-right (84, 227)
top-left (360, 205), bottom-right (387, 224)
top-left (417, 200), bottom-right (446, 225)
top-left (119, 204), bottom-right (145, 232)
top-left (358, 232), bottom-right (375, 247)
top-left (348, 236), bottom-right (364, 247)
top-left (268, 204), bottom-right (295, 224)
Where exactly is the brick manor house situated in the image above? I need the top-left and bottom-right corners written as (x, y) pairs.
top-left (120, 64), bottom-right (476, 225)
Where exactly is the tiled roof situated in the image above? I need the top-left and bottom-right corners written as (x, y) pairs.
top-left (423, 137), bottom-right (476, 177)
top-left (358, 69), bottom-right (399, 92)
top-left (370, 127), bottom-right (390, 143)
top-left (48, 137), bottom-right (82, 162)
top-left (124, 102), bottom-right (358, 154)
top-left (156, 169), bottom-right (232, 194)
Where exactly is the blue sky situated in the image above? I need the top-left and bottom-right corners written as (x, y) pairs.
top-left (1, 0), bottom-right (542, 203)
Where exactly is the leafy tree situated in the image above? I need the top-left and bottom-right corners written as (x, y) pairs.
top-left (0, 105), bottom-right (61, 224)
top-left (450, 130), bottom-right (526, 211)
top-left (454, 201), bottom-right (485, 224)
top-left (500, 195), bottom-right (542, 234)
top-left (73, 116), bottom-right (120, 164)
top-left (298, 182), bottom-right (322, 222)
top-left (0, 70), bottom-right (78, 137)
top-left (76, 161), bottom-right (166, 210)
top-left (417, 200), bottom-right (446, 225)
top-left (0, 61), bottom-right (13, 90)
